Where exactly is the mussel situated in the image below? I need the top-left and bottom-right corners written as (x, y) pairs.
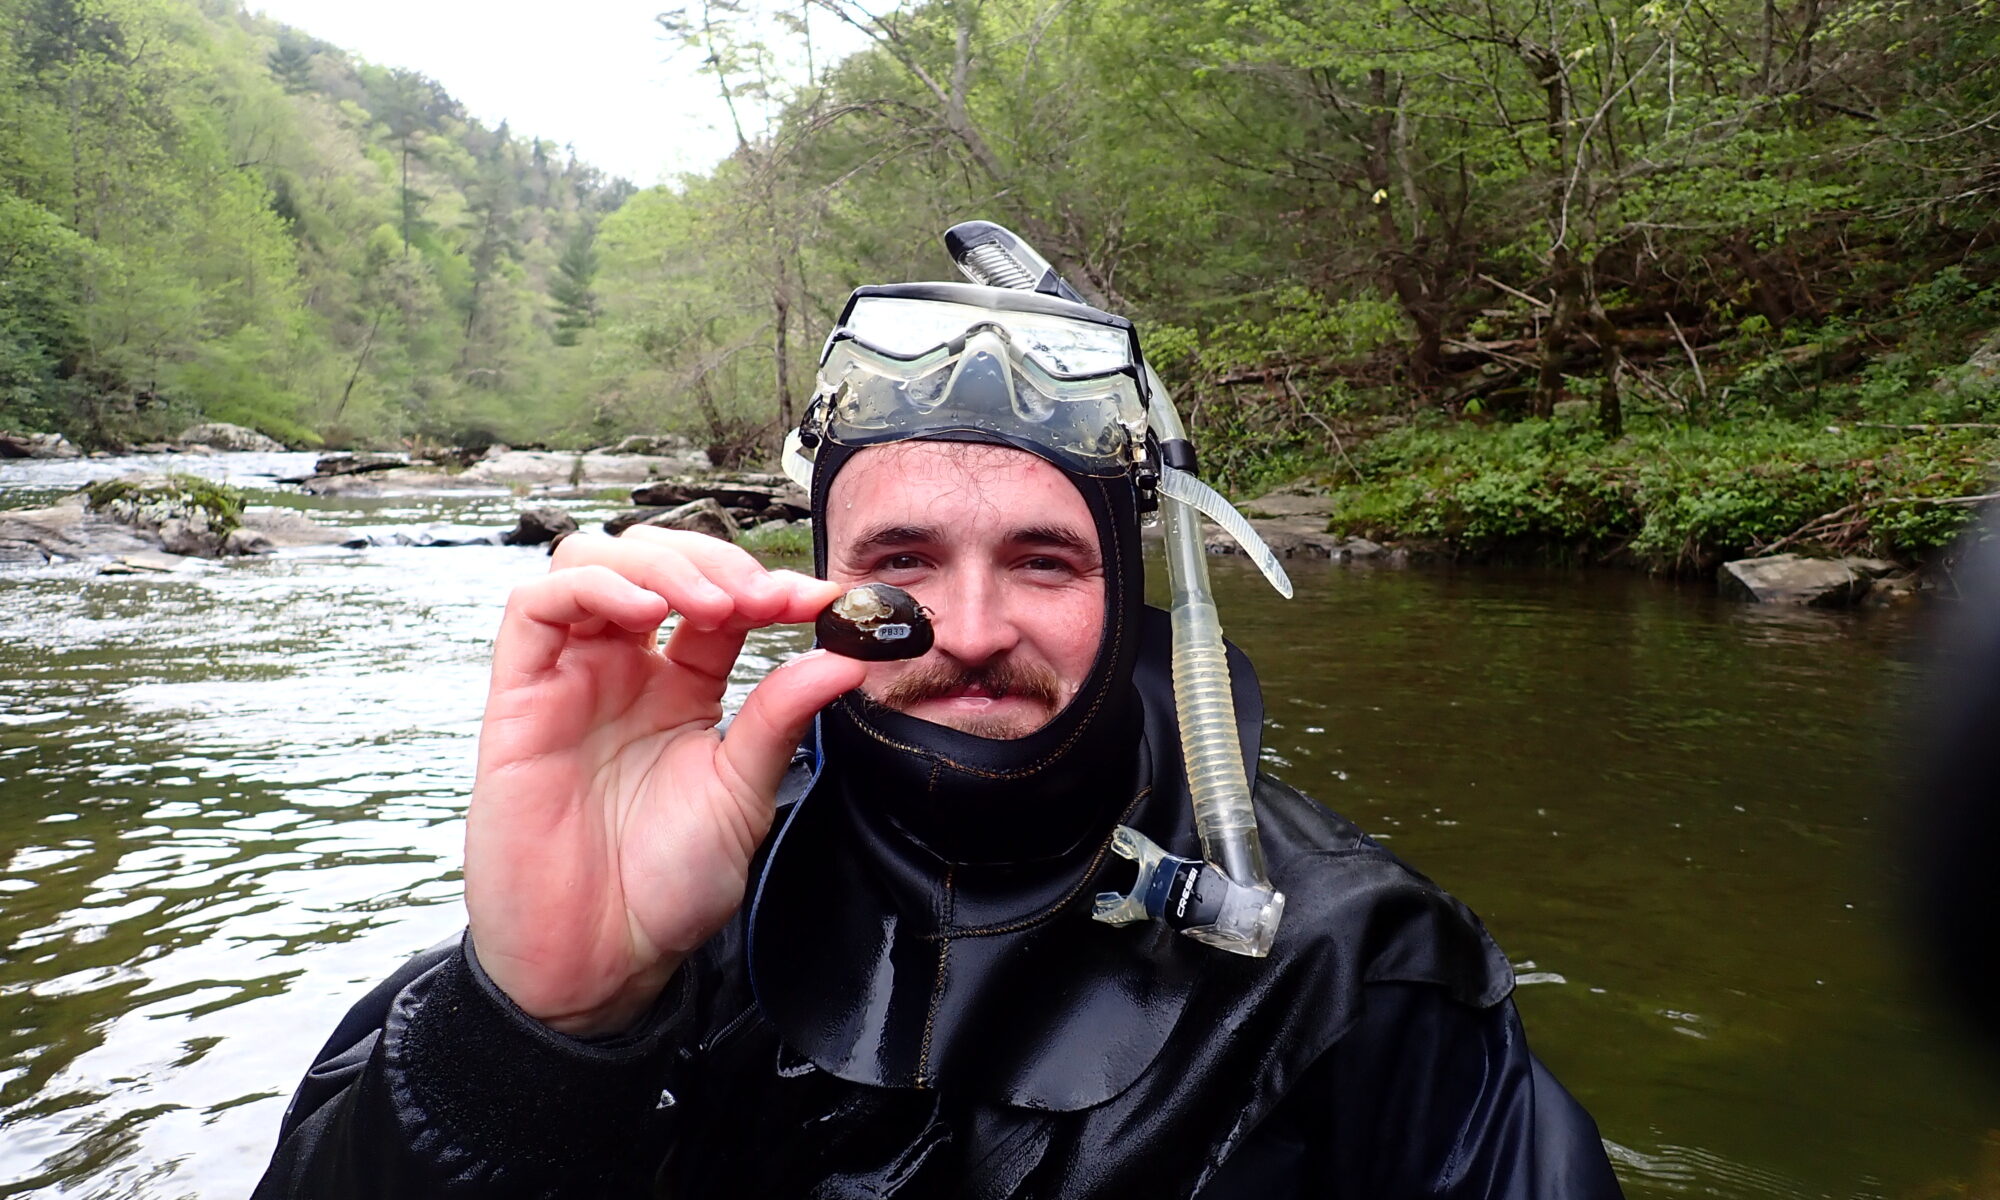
top-left (816, 583), bottom-right (934, 661)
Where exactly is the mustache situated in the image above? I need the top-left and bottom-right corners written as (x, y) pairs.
top-left (876, 659), bottom-right (1062, 711)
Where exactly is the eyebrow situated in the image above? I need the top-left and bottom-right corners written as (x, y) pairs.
top-left (844, 522), bottom-right (1100, 561)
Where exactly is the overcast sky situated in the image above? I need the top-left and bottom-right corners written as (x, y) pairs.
top-left (247, 0), bottom-right (866, 186)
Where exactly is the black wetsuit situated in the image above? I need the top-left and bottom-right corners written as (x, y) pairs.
top-left (254, 613), bottom-right (1623, 1199)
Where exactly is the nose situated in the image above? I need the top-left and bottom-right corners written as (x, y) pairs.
top-left (922, 565), bottom-right (1021, 667)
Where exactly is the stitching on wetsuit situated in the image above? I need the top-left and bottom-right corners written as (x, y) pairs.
top-left (918, 864), bottom-right (954, 1088)
top-left (933, 786), bottom-right (1151, 939)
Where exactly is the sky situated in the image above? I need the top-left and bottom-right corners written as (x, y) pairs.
top-left (247, 0), bottom-right (867, 186)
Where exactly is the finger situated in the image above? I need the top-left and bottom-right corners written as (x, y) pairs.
top-left (493, 566), bottom-right (672, 680)
top-left (717, 650), bottom-right (869, 799)
top-left (651, 572), bottom-right (845, 705)
top-left (658, 619), bottom-right (751, 690)
top-left (554, 532), bottom-right (738, 629)
top-left (618, 528), bottom-right (836, 625)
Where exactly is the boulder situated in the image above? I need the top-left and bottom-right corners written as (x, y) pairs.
top-left (83, 473), bottom-right (246, 558)
top-left (296, 467), bottom-right (494, 496)
top-left (597, 434), bottom-right (696, 457)
top-left (1202, 514), bottom-right (1388, 563)
top-left (611, 498), bottom-right (739, 542)
top-left (312, 452), bottom-right (408, 477)
top-left (99, 552), bottom-right (198, 575)
top-left (177, 422), bottom-right (286, 452)
top-left (1934, 327), bottom-right (2000, 396)
top-left (502, 506), bottom-right (578, 547)
top-left (341, 523), bottom-right (505, 548)
top-left (604, 507), bottom-right (668, 537)
top-left (461, 448), bottom-right (711, 488)
top-left (630, 473), bottom-right (809, 520)
top-left (237, 507), bottom-right (352, 547)
top-left (0, 430), bottom-right (81, 459)
top-left (157, 516), bottom-right (224, 557)
top-left (0, 540), bottom-right (50, 566)
top-left (1717, 554), bottom-right (1899, 606)
top-left (221, 527), bottom-right (278, 555)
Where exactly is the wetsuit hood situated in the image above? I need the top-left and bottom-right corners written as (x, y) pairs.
top-left (804, 434), bottom-right (1146, 864)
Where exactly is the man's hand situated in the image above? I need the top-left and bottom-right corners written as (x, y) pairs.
top-left (463, 528), bottom-right (867, 1036)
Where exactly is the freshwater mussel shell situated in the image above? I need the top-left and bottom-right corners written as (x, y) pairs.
top-left (816, 583), bottom-right (934, 662)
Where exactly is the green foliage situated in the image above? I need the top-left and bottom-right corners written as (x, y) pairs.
top-left (1325, 418), bottom-right (1997, 570)
top-left (739, 521), bottom-right (813, 560)
top-left (0, 0), bottom-right (631, 449)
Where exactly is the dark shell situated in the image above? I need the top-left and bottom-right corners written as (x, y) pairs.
top-left (816, 583), bottom-right (934, 662)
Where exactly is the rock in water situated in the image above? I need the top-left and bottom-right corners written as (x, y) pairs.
top-left (503, 506), bottom-right (578, 546)
top-left (611, 498), bottom-right (740, 542)
top-left (312, 452), bottom-right (407, 477)
top-left (83, 473), bottom-right (246, 559)
top-left (630, 474), bottom-right (809, 519)
top-left (0, 431), bottom-right (81, 459)
top-left (177, 422), bottom-right (286, 452)
top-left (1718, 554), bottom-right (1900, 606)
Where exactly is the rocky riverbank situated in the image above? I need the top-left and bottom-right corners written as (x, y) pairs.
top-left (0, 438), bottom-right (1934, 607)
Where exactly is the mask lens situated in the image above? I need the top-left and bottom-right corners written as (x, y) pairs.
top-left (815, 293), bottom-right (1149, 473)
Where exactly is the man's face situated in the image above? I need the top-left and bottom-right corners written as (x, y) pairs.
top-left (825, 441), bottom-right (1107, 740)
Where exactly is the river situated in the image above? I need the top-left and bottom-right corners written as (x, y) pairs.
top-left (0, 453), bottom-right (1987, 1198)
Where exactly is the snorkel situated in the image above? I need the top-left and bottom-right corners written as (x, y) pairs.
top-left (783, 222), bottom-right (1292, 958)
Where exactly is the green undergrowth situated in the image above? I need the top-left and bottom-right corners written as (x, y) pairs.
top-left (1318, 416), bottom-right (1998, 573)
top-left (739, 521), bottom-right (813, 561)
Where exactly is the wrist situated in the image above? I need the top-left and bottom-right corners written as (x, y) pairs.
top-left (542, 956), bottom-right (687, 1038)
top-left (465, 938), bottom-right (687, 1039)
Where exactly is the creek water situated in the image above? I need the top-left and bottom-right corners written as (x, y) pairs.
top-left (0, 453), bottom-right (1988, 1198)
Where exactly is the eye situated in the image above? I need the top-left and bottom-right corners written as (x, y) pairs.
top-left (1020, 554), bottom-right (1084, 578)
top-left (880, 553), bottom-right (926, 573)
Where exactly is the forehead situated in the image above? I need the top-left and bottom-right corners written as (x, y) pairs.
top-left (825, 441), bottom-right (1096, 542)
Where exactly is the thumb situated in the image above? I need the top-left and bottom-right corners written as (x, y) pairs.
top-left (719, 650), bottom-right (870, 799)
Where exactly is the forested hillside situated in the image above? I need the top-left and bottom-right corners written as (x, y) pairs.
top-left (0, 0), bottom-right (631, 449)
top-left (6, 0), bottom-right (2000, 566)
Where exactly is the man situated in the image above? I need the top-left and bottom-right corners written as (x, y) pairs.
top-left (257, 280), bottom-right (1622, 1198)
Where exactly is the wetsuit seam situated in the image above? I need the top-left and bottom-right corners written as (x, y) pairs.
top-left (935, 786), bottom-right (1150, 939)
top-left (918, 864), bottom-right (954, 1089)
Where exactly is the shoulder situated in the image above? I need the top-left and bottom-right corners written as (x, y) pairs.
top-left (1254, 773), bottom-right (1515, 1010)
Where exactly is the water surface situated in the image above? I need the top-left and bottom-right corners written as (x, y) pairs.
top-left (0, 455), bottom-right (1986, 1197)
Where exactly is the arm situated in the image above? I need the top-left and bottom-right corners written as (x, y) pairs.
top-left (258, 529), bottom-right (865, 1193)
top-left (254, 936), bottom-right (700, 1199)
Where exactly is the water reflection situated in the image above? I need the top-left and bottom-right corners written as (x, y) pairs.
top-left (0, 464), bottom-right (1987, 1197)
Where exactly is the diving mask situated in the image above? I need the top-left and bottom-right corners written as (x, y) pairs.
top-left (787, 283), bottom-right (1154, 485)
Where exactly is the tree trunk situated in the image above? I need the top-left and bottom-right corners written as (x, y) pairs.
top-left (1366, 69), bottom-right (1441, 389)
top-left (1589, 290), bottom-right (1624, 437)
